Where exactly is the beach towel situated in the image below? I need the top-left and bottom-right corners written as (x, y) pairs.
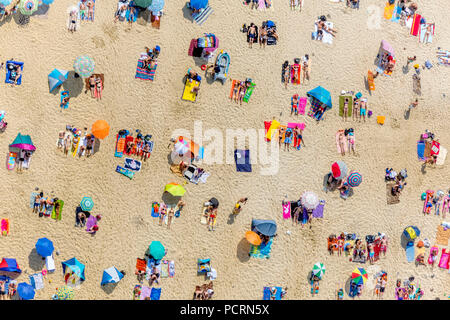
top-left (417, 141), bottom-right (425, 161)
top-left (410, 14), bottom-right (421, 36)
top-left (7, 152), bottom-right (17, 171)
top-left (168, 260), bottom-right (175, 277)
top-left (383, 2), bottom-right (395, 20)
top-left (200, 207), bottom-right (208, 225)
top-left (438, 249), bottom-right (449, 269)
top-left (265, 120), bottom-right (280, 141)
top-left (29, 273), bottom-right (44, 290)
top-left (386, 182), bottom-right (400, 205)
top-left (282, 202), bottom-right (291, 219)
top-left (115, 133), bottom-right (126, 158)
top-left (193, 6), bottom-right (213, 26)
top-left (60, 91), bottom-right (69, 109)
top-left (182, 79), bottom-right (200, 102)
top-left (406, 242), bottom-right (415, 262)
top-left (264, 121), bottom-right (272, 142)
top-left (161, 260), bottom-right (169, 278)
top-left (51, 200), bottom-right (64, 220)
top-left (150, 287), bottom-right (161, 300)
top-left (135, 60), bottom-right (157, 81)
top-left (339, 96), bottom-right (353, 117)
top-left (123, 136), bottom-right (134, 155)
top-left (367, 70), bottom-right (375, 91)
top-left (391, 6), bottom-right (401, 22)
top-left (436, 226), bottom-right (450, 246)
top-left (124, 158), bottom-right (142, 172)
top-left (151, 202), bottom-right (160, 218)
top-left (287, 122), bottom-right (306, 131)
top-left (86, 215), bottom-right (97, 232)
top-left (116, 165), bottom-right (134, 179)
top-left (30, 192), bottom-right (39, 208)
top-left (140, 286), bottom-right (152, 300)
top-left (234, 149), bottom-right (252, 172)
top-left (243, 83), bottom-right (255, 103)
top-left (419, 23), bottom-right (434, 43)
top-left (415, 246), bottom-right (425, 262)
top-left (322, 22), bottom-right (334, 44)
top-left (296, 97), bottom-right (306, 115)
top-left (5, 61), bottom-right (24, 85)
top-left (1, 219), bottom-right (9, 236)
top-left (290, 64), bottom-right (301, 85)
top-left (428, 246), bottom-right (439, 265)
top-left (436, 146), bottom-right (447, 166)
top-left (250, 238), bottom-right (273, 259)
top-left (263, 287), bottom-right (282, 300)
top-left (188, 39), bottom-right (197, 56)
top-left (80, 0), bottom-right (95, 21)
top-left (312, 200), bottom-right (325, 218)
top-left (229, 79), bottom-right (238, 99)
top-left (71, 136), bottom-right (80, 157)
top-left (336, 130), bottom-right (348, 154)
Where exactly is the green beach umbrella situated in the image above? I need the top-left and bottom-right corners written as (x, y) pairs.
top-left (134, 0), bottom-right (152, 8)
top-left (80, 197), bottom-right (94, 212)
top-left (73, 55), bottom-right (95, 78)
top-left (18, 0), bottom-right (38, 15)
top-left (148, 241), bottom-right (165, 260)
top-left (312, 263), bottom-right (325, 279)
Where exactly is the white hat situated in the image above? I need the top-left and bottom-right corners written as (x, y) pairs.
top-left (341, 90), bottom-right (346, 95)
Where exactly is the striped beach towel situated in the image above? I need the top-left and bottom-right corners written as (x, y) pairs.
top-left (193, 6), bottom-right (213, 26)
top-left (135, 60), bottom-right (157, 81)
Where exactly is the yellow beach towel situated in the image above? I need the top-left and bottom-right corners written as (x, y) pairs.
top-left (182, 79), bottom-right (200, 102)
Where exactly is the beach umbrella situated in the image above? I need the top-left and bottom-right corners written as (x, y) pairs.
top-left (176, 136), bottom-right (204, 159)
top-left (56, 286), bottom-right (74, 300)
top-left (307, 86), bottom-right (332, 109)
top-left (164, 183), bottom-right (186, 197)
top-left (148, 241), bottom-right (165, 260)
top-left (190, 0), bottom-right (208, 10)
top-left (351, 267), bottom-right (368, 285)
top-left (80, 196), bottom-right (94, 211)
top-left (73, 55), bottom-right (95, 78)
top-left (35, 238), bottom-right (54, 257)
top-left (251, 219), bottom-right (277, 237)
top-left (9, 133), bottom-right (36, 152)
top-left (18, 0), bottom-right (38, 15)
top-left (403, 226), bottom-right (420, 241)
top-left (17, 282), bottom-right (35, 300)
top-left (209, 197), bottom-right (219, 208)
top-left (0, 0), bottom-right (11, 6)
top-left (42, 0), bottom-right (54, 4)
top-left (61, 258), bottom-right (86, 281)
top-left (312, 263), bottom-right (326, 279)
top-left (301, 191), bottom-right (320, 210)
top-left (48, 69), bottom-right (69, 92)
top-left (91, 120), bottom-right (110, 139)
top-left (134, 0), bottom-right (152, 8)
top-left (331, 161), bottom-right (348, 180)
top-left (148, 0), bottom-right (164, 12)
top-left (347, 171), bottom-right (362, 187)
top-left (245, 231), bottom-right (262, 246)
top-left (0, 258), bottom-right (21, 273)
top-left (101, 267), bottom-right (124, 285)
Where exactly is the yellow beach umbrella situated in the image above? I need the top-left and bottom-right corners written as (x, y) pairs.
top-left (164, 183), bottom-right (186, 197)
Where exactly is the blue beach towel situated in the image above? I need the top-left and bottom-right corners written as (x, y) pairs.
top-left (5, 60), bottom-right (23, 85)
top-left (263, 287), bottom-right (282, 300)
top-left (417, 141), bottom-right (425, 161)
top-left (234, 149), bottom-right (252, 172)
top-left (406, 242), bottom-right (415, 262)
top-left (250, 238), bottom-right (273, 259)
top-left (135, 60), bottom-right (157, 81)
top-left (391, 6), bottom-right (401, 23)
top-left (126, 5), bottom-right (139, 22)
top-left (150, 287), bottom-right (161, 300)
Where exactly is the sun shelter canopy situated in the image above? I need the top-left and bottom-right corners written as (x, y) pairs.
top-left (190, 0), bottom-right (208, 10)
top-left (380, 40), bottom-right (395, 57)
top-left (101, 267), bottom-right (124, 285)
top-left (0, 258), bottom-right (22, 273)
top-left (251, 219), bottom-right (277, 237)
top-left (48, 69), bottom-right (68, 92)
top-left (62, 258), bottom-right (85, 281)
top-left (9, 133), bottom-right (36, 151)
top-left (403, 226), bottom-right (420, 241)
top-left (307, 86), bottom-right (332, 109)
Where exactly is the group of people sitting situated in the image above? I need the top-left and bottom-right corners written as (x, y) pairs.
top-left (328, 233), bottom-right (388, 264)
top-left (374, 51), bottom-right (395, 78)
top-left (122, 129), bottom-right (154, 161)
top-left (325, 170), bottom-right (358, 199)
top-left (193, 282), bottom-right (214, 300)
top-left (395, 276), bottom-right (424, 300)
top-left (230, 78), bottom-right (253, 105)
top-left (244, 21), bottom-right (278, 48)
top-left (75, 207), bottom-right (101, 234)
top-left (385, 168), bottom-right (408, 196)
top-left (32, 191), bottom-right (62, 219)
top-left (0, 277), bottom-right (16, 300)
top-left (0, 1), bottom-right (17, 20)
top-left (142, 45), bottom-right (160, 70)
top-left (278, 125), bottom-right (305, 151)
top-left (397, 0), bottom-right (419, 26)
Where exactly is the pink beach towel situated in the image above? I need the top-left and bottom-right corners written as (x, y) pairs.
top-left (287, 122), bottom-right (306, 131)
top-left (438, 249), bottom-right (449, 269)
top-left (282, 202), bottom-right (291, 219)
top-left (140, 286), bottom-right (152, 300)
top-left (258, 0), bottom-right (266, 9)
top-left (298, 97), bottom-right (307, 115)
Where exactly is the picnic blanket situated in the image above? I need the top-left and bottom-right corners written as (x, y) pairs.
top-left (135, 60), bottom-right (157, 81)
top-left (386, 182), bottom-right (400, 205)
top-left (250, 238), bottom-right (273, 259)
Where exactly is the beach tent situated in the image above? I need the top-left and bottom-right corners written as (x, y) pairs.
top-left (101, 267), bottom-right (124, 285)
top-left (403, 226), bottom-right (420, 241)
top-left (35, 238), bottom-right (54, 257)
top-left (62, 258), bottom-right (85, 286)
top-left (17, 282), bottom-right (35, 300)
top-left (48, 69), bottom-right (68, 92)
top-left (251, 219), bottom-right (277, 237)
top-left (190, 0), bottom-right (208, 10)
top-left (148, 241), bottom-right (166, 260)
top-left (0, 258), bottom-right (21, 273)
top-left (307, 86), bottom-right (332, 109)
top-left (9, 133), bottom-right (36, 152)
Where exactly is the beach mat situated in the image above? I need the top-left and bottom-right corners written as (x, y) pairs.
top-left (282, 202), bottom-right (291, 219)
top-left (417, 141), bottom-right (425, 161)
top-left (386, 183), bottom-right (400, 205)
top-left (419, 23), bottom-right (434, 43)
top-left (168, 260), bottom-right (175, 278)
top-left (438, 249), bottom-right (449, 269)
top-left (406, 242), bottom-right (415, 262)
top-left (1, 219), bottom-right (9, 236)
top-left (250, 238), bottom-right (273, 259)
top-left (193, 6), bottom-right (213, 26)
top-left (234, 149), bottom-right (252, 172)
top-left (436, 146), bottom-right (447, 166)
top-left (182, 79), bottom-right (199, 102)
top-left (243, 83), bottom-right (255, 103)
top-left (263, 286), bottom-right (282, 300)
top-left (298, 97), bottom-right (307, 115)
top-left (312, 200), bottom-right (325, 218)
top-left (51, 200), bottom-right (64, 220)
top-left (322, 22), bottom-right (334, 44)
top-left (140, 286), bottom-right (151, 300)
top-left (391, 6), bottom-right (401, 22)
top-left (135, 60), bottom-right (157, 81)
top-left (265, 120), bottom-right (280, 141)
top-left (410, 14), bottom-right (422, 36)
top-left (116, 165), bottom-right (134, 179)
top-left (436, 226), bottom-right (450, 246)
top-left (339, 96), bottom-right (353, 117)
top-left (151, 287), bottom-right (161, 300)
top-left (383, 3), bottom-right (395, 20)
top-left (368, 70), bottom-right (375, 91)
top-left (287, 122), bottom-right (305, 131)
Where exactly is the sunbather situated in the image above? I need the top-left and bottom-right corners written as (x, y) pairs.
top-left (87, 0), bottom-right (95, 21)
top-left (282, 61), bottom-right (290, 88)
top-left (278, 127), bottom-right (285, 147)
top-left (347, 129), bottom-right (355, 154)
top-left (167, 208), bottom-right (174, 229)
top-left (10, 65), bottom-right (21, 87)
top-left (64, 134), bottom-right (71, 155)
top-left (114, 1), bottom-right (128, 23)
top-left (68, 10), bottom-right (78, 32)
top-left (149, 266), bottom-right (160, 286)
top-left (343, 98), bottom-right (349, 121)
top-left (238, 82), bottom-right (246, 105)
top-left (203, 282), bottom-right (214, 300)
top-left (33, 192), bottom-right (42, 213)
top-left (359, 99), bottom-right (367, 122)
top-left (159, 204), bottom-right (167, 226)
top-left (79, 1), bottom-right (86, 20)
top-left (259, 26), bottom-right (267, 48)
top-left (142, 142), bottom-right (151, 161)
top-left (292, 64), bottom-right (300, 84)
top-left (302, 55), bottom-right (310, 82)
top-left (207, 208), bottom-right (217, 231)
top-left (194, 285), bottom-right (203, 300)
top-left (247, 23), bottom-right (257, 48)
top-left (89, 75), bottom-right (96, 97)
top-left (7, 282), bottom-right (16, 299)
top-left (338, 131), bottom-right (346, 156)
top-left (317, 20), bottom-right (337, 36)
top-left (95, 76), bottom-right (102, 100)
top-left (284, 129), bottom-right (292, 151)
top-left (293, 126), bottom-right (305, 149)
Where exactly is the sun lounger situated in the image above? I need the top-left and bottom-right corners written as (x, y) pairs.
top-left (45, 254), bottom-right (56, 272)
top-left (339, 96), bottom-right (353, 117)
top-left (263, 286), bottom-right (282, 300)
top-left (5, 61), bottom-right (23, 85)
top-left (182, 79), bottom-right (200, 102)
top-left (438, 249), bottom-right (449, 269)
top-left (193, 6), bottom-right (213, 26)
top-left (234, 149), bottom-right (252, 172)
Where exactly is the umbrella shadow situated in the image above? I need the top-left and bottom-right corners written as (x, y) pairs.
top-left (32, 4), bottom-right (50, 17)
top-left (137, 9), bottom-right (150, 26)
top-left (400, 233), bottom-right (410, 250)
top-left (344, 276), bottom-right (354, 297)
top-left (236, 238), bottom-right (251, 263)
top-left (13, 13), bottom-right (30, 26)
top-left (0, 271), bottom-right (21, 280)
top-left (92, 138), bottom-right (101, 155)
top-left (162, 192), bottom-right (181, 208)
top-left (28, 248), bottom-right (45, 272)
top-left (404, 108), bottom-right (411, 120)
top-left (62, 71), bottom-right (84, 97)
top-left (101, 282), bottom-right (119, 294)
top-left (181, 4), bottom-right (193, 22)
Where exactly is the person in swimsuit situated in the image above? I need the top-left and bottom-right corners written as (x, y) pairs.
top-left (282, 61), bottom-right (290, 88)
top-left (368, 243), bottom-right (375, 264)
top-left (337, 237), bottom-right (344, 256)
top-left (293, 126), bottom-right (305, 150)
top-left (149, 266), bottom-right (160, 286)
top-left (359, 99), bottom-right (367, 122)
top-left (10, 65), bottom-right (21, 87)
top-left (158, 204), bottom-right (167, 226)
top-left (87, 0), bottom-right (94, 21)
top-left (336, 288), bottom-right (344, 300)
top-left (232, 197), bottom-right (248, 215)
top-left (343, 98), bottom-right (349, 121)
top-left (114, 1), bottom-right (127, 23)
top-left (141, 143), bottom-right (151, 161)
top-left (79, 1), bottom-right (86, 20)
top-left (167, 208), bottom-right (174, 229)
top-left (352, 98), bottom-right (359, 121)
top-left (347, 130), bottom-right (355, 154)
top-left (57, 132), bottom-right (65, 150)
top-left (291, 94), bottom-right (299, 115)
top-left (86, 134), bottom-right (94, 157)
top-left (284, 129), bottom-right (292, 151)
top-left (33, 192), bottom-right (42, 214)
top-left (238, 82), bottom-right (246, 105)
top-left (292, 64), bottom-right (300, 84)
top-left (64, 134), bottom-right (71, 156)
top-left (207, 208), bottom-right (217, 231)
top-left (259, 26), bottom-right (267, 49)
top-left (68, 10), bottom-right (77, 32)
top-left (247, 23), bottom-right (257, 48)
top-left (302, 56), bottom-right (310, 82)
top-left (278, 126), bottom-right (285, 148)
top-left (95, 76), bottom-right (102, 100)
top-left (89, 75), bottom-right (96, 98)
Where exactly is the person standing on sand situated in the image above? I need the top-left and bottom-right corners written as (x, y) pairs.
top-left (167, 208), bottom-right (174, 229)
top-left (232, 197), bottom-right (248, 215)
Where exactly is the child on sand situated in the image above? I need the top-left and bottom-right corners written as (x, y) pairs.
top-left (232, 197), bottom-right (248, 215)
top-left (291, 94), bottom-right (299, 116)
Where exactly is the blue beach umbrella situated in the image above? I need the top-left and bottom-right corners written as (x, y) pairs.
top-left (17, 282), bottom-right (35, 300)
top-left (62, 257), bottom-right (86, 281)
top-left (101, 267), bottom-right (124, 285)
top-left (147, 0), bottom-right (164, 12)
top-left (190, 0), bottom-right (208, 10)
top-left (42, 0), bottom-right (54, 4)
top-left (48, 69), bottom-right (69, 92)
top-left (80, 196), bottom-right (94, 212)
top-left (35, 238), bottom-right (54, 257)
top-left (0, 0), bottom-right (12, 6)
top-left (307, 86), bottom-right (333, 109)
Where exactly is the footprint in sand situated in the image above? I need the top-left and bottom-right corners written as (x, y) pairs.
top-left (102, 23), bottom-right (119, 41)
top-left (91, 36), bottom-right (105, 48)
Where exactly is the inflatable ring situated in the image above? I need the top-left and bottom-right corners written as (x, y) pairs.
top-left (42, 269), bottom-right (48, 276)
top-left (201, 64), bottom-right (206, 71)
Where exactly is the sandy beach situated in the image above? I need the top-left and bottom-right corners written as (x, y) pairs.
top-left (0, 0), bottom-right (449, 300)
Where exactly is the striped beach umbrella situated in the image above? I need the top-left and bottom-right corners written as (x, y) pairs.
top-left (351, 267), bottom-right (368, 285)
top-left (312, 263), bottom-right (325, 279)
top-left (56, 285), bottom-right (74, 300)
top-left (80, 197), bottom-right (94, 212)
top-left (18, 0), bottom-right (38, 15)
top-left (73, 55), bottom-right (95, 78)
top-left (347, 171), bottom-right (362, 187)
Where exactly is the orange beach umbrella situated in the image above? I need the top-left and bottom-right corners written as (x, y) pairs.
top-left (91, 120), bottom-right (110, 139)
top-left (245, 231), bottom-right (262, 246)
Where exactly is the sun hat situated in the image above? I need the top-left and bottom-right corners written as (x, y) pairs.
top-left (417, 240), bottom-right (424, 248)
